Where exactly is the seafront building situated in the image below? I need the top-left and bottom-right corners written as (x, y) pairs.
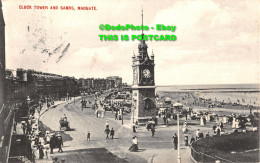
top-left (0, 0), bottom-right (4, 108)
top-left (106, 76), bottom-right (122, 88)
top-left (5, 68), bottom-right (124, 102)
top-left (0, 0), bottom-right (11, 162)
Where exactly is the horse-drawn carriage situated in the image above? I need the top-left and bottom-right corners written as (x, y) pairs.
top-left (59, 118), bottom-right (70, 131)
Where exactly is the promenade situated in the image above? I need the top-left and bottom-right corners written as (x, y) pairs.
top-left (36, 95), bottom-right (198, 163)
top-left (17, 94), bottom-right (255, 163)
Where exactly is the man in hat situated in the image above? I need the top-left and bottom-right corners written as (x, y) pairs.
top-left (151, 127), bottom-right (155, 137)
top-left (104, 128), bottom-right (110, 139)
top-left (110, 128), bottom-right (115, 139)
top-left (26, 122), bottom-right (32, 135)
top-left (132, 123), bottom-right (137, 133)
top-left (115, 111), bottom-right (118, 120)
top-left (50, 133), bottom-right (55, 154)
top-left (196, 129), bottom-right (200, 140)
top-left (173, 133), bottom-right (178, 150)
top-left (21, 121), bottom-right (27, 134)
top-left (38, 143), bottom-right (44, 159)
top-left (56, 132), bottom-right (63, 153)
top-left (45, 131), bottom-right (51, 144)
top-left (105, 120), bottom-right (109, 129)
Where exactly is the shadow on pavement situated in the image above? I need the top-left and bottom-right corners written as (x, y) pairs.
top-left (51, 148), bottom-right (128, 163)
top-left (137, 149), bottom-right (146, 152)
top-left (67, 128), bottom-right (76, 131)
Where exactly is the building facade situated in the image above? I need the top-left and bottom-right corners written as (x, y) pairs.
top-left (78, 77), bottom-right (120, 93)
top-left (0, 0), bottom-right (5, 108)
top-left (107, 76), bottom-right (122, 88)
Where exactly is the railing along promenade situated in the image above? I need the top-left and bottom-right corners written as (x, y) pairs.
top-left (190, 139), bottom-right (233, 163)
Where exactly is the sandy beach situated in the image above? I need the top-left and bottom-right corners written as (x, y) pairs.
top-left (157, 88), bottom-right (260, 116)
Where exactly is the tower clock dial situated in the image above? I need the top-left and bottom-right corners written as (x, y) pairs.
top-left (142, 69), bottom-right (151, 78)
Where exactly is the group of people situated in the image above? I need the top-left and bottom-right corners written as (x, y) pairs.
top-left (17, 100), bottom-right (66, 160)
top-left (31, 131), bottom-right (63, 159)
top-left (104, 121), bottom-right (115, 139)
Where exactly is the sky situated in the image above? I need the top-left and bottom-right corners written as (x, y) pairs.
top-left (2, 0), bottom-right (259, 85)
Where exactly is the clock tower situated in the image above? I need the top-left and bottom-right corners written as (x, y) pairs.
top-left (131, 9), bottom-right (156, 124)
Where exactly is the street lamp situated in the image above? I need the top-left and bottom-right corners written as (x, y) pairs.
top-left (173, 102), bottom-right (183, 163)
top-left (121, 107), bottom-right (124, 125)
top-left (132, 106), bottom-right (135, 124)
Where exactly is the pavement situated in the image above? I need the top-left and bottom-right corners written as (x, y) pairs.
top-left (35, 96), bottom-right (194, 163)
top-left (36, 95), bottom-right (248, 163)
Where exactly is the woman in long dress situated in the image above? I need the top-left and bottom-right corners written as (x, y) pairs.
top-left (235, 119), bottom-right (239, 129)
top-left (223, 115), bottom-right (227, 124)
top-left (129, 136), bottom-right (138, 152)
top-left (232, 117), bottom-right (236, 129)
top-left (200, 116), bottom-right (204, 126)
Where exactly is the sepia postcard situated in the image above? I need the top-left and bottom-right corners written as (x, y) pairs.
top-left (0, 0), bottom-right (259, 163)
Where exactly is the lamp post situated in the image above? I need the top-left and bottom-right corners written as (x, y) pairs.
top-left (121, 107), bottom-right (124, 125)
top-left (173, 102), bottom-right (183, 163)
top-left (132, 107), bottom-right (135, 124)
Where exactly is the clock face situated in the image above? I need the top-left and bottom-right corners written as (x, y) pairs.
top-left (142, 69), bottom-right (151, 78)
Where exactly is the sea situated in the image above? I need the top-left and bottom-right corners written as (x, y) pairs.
top-left (156, 84), bottom-right (260, 107)
top-left (156, 83), bottom-right (259, 92)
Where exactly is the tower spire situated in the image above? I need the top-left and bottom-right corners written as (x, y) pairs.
top-left (141, 6), bottom-right (143, 35)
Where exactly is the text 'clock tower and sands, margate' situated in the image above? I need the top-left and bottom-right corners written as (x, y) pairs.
top-left (131, 9), bottom-right (156, 125)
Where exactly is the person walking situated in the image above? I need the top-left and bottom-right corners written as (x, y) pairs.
top-left (56, 132), bottom-right (63, 153)
top-left (190, 135), bottom-right (195, 145)
top-left (235, 119), bottom-right (239, 130)
top-left (95, 110), bottom-right (98, 117)
top-left (32, 144), bottom-right (38, 160)
top-left (105, 120), bottom-right (109, 129)
top-left (173, 133), bottom-right (178, 150)
top-left (38, 143), bottom-right (44, 159)
top-left (151, 128), bottom-right (155, 137)
top-left (129, 136), bottom-right (138, 152)
top-left (163, 116), bottom-right (166, 125)
top-left (50, 134), bottom-right (55, 154)
top-left (26, 122), bottom-right (32, 135)
top-left (216, 125), bottom-right (221, 136)
top-left (220, 121), bottom-right (224, 130)
top-left (45, 131), bottom-right (51, 144)
top-left (196, 129), bottom-right (200, 140)
top-left (115, 111), bottom-right (118, 120)
top-left (21, 121), bottom-right (27, 134)
top-left (104, 128), bottom-right (110, 139)
top-left (43, 143), bottom-right (50, 159)
top-left (200, 116), bottom-right (204, 126)
top-left (203, 117), bottom-right (206, 125)
top-left (87, 131), bottom-right (90, 141)
top-left (132, 123), bottom-right (137, 133)
top-left (110, 128), bottom-right (115, 139)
